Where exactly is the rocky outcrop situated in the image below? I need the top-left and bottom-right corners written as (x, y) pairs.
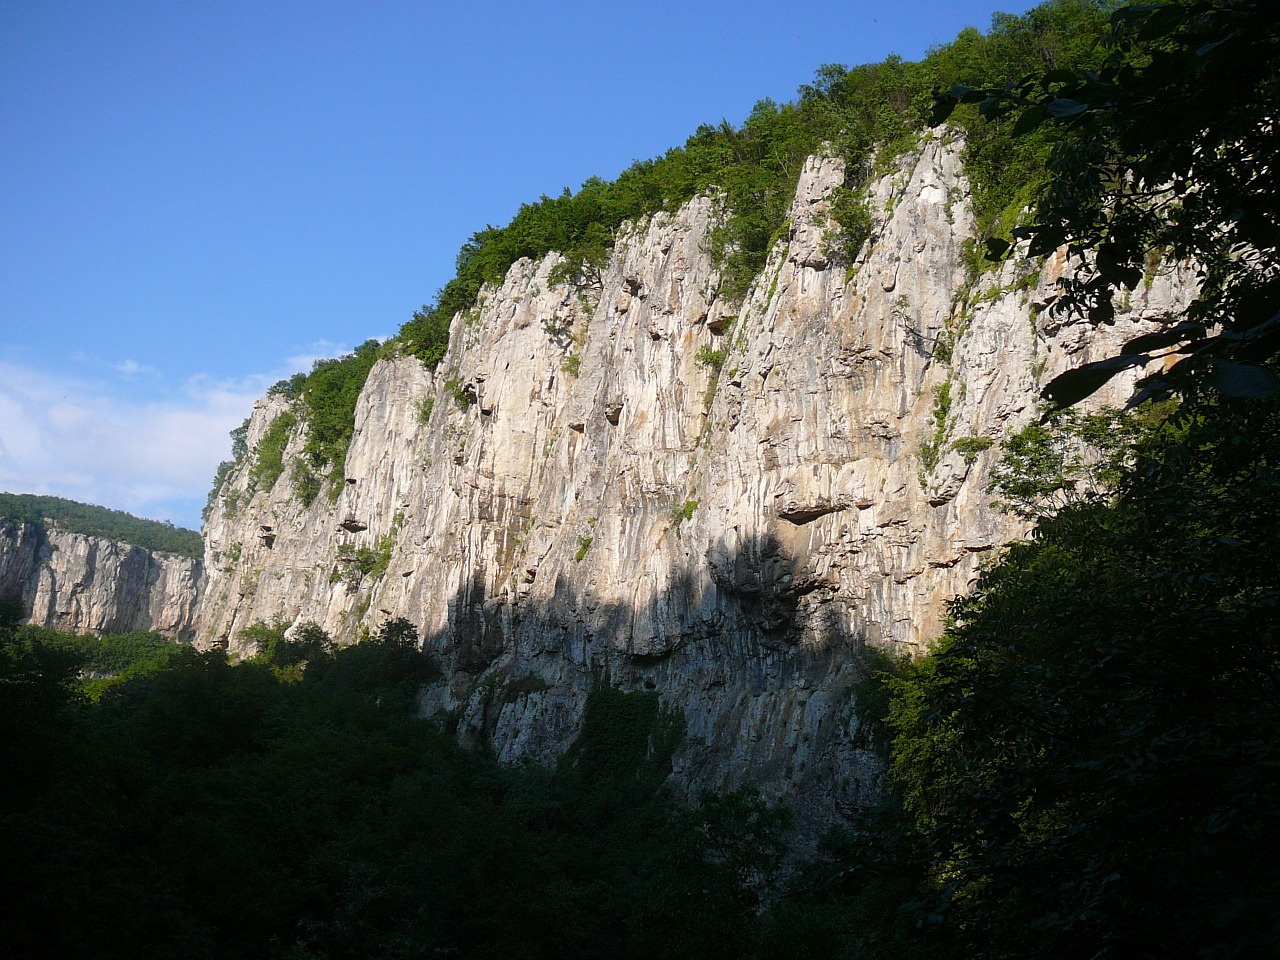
top-left (0, 520), bottom-right (202, 640)
top-left (197, 130), bottom-right (1194, 827)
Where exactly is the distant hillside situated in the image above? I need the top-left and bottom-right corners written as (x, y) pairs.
top-left (0, 492), bottom-right (203, 560)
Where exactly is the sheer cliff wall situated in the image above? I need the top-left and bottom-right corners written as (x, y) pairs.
top-left (0, 520), bottom-right (202, 640)
top-left (197, 132), bottom-right (1193, 824)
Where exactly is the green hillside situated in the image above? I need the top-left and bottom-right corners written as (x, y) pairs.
top-left (0, 492), bottom-right (203, 560)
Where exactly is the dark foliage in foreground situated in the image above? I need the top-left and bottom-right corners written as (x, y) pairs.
top-left (887, 388), bottom-right (1280, 958)
top-left (0, 616), bottom-right (799, 960)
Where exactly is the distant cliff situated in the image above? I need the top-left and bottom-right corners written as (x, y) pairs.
top-left (0, 518), bottom-right (202, 640)
top-left (196, 129), bottom-right (1196, 825)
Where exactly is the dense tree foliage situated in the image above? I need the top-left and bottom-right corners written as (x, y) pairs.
top-left (935, 0), bottom-right (1280, 406)
top-left (204, 339), bottom-right (386, 515)
top-left (985, 402), bottom-right (1172, 518)
top-left (885, 388), bottom-right (1280, 958)
top-left (268, 338), bottom-right (384, 505)
top-left (12, 624), bottom-right (190, 699)
top-left (1, 616), bottom-right (805, 960)
top-left (0, 491), bottom-right (202, 558)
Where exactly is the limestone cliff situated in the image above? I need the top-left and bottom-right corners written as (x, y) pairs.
top-left (198, 131), bottom-right (1193, 824)
top-left (0, 519), bottom-right (202, 640)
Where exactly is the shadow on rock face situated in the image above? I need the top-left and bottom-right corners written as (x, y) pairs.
top-left (413, 530), bottom-right (884, 837)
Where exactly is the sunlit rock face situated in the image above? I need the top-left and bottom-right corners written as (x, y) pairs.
top-left (197, 130), bottom-right (1194, 829)
top-left (0, 520), bottom-right (202, 641)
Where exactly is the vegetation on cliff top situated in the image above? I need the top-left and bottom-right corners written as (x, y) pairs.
top-left (267, 338), bottom-right (383, 505)
top-left (396, 0), bottom-right (1115, 368)
top-left (204, 339), bottom-right (384, 516)
top-left (0, 491), bottom-right (202, 559)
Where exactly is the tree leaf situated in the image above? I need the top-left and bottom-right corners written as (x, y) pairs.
top-left (1013, 103), bottom-right (1049, 136)
top-left (1041, 69), bottom-right (1079, 86)
top-left (1204, 360), bottom-right (1280, 398)
top-left (1134, 4), bottom-right (1190, 42)
top-left (929, 94), bottom-right (958, 127)
top-left (984, 238), bottom-right (1013, 261)
top-left (1047, 98), bottom-right (1089, 119)
top-left (1088, 299), bottom-right (1116, 324)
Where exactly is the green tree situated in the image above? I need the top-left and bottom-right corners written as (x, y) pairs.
top-left (247, 410), bottom-right (295, 491)
top-left (934, 0), bottom-right (1280, 406)
top-left (986, 404), bottom-right (1169, 518)
top-left (888, 389), bottom-right (1280, 958)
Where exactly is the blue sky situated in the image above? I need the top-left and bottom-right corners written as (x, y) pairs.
top-left (1, 0), bottom-right (1035, 531)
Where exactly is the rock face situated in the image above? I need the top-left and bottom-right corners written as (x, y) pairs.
top-left (197, 131), bottom-right (1194, 827)
top-left (0, 520), bottom-right (202, 640)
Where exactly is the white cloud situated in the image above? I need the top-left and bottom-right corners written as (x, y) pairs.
top-left (111, 359), bottom-right (156, 378)
top-left (0, 353), bottom-right (327, 532)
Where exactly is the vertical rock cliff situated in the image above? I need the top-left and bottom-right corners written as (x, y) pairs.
top-left (0, 519), bottom-right (202, 640)
top-left (198, 130), bottom-right (1193, 824)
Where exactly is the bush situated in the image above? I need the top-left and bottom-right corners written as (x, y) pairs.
top-left (248, 411), bottom-right (296, 492)
top-left (333, 533), bottom-right (396, 585)
top-left (695, 346), bottom-right (727, 371)
top-left (949, 435), bottom-right (993, 465)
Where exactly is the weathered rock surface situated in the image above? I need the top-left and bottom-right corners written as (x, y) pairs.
top-left (0, 520), bottom-right (202, 640)
top-left (197, 131), bottom-right (1194, 828)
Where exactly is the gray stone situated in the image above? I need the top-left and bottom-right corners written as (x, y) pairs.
top-left (0, 519), bottom-right (202, 640)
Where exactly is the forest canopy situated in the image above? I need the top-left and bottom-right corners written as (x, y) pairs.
top-left (0, 616), bottom-right (802, 960)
